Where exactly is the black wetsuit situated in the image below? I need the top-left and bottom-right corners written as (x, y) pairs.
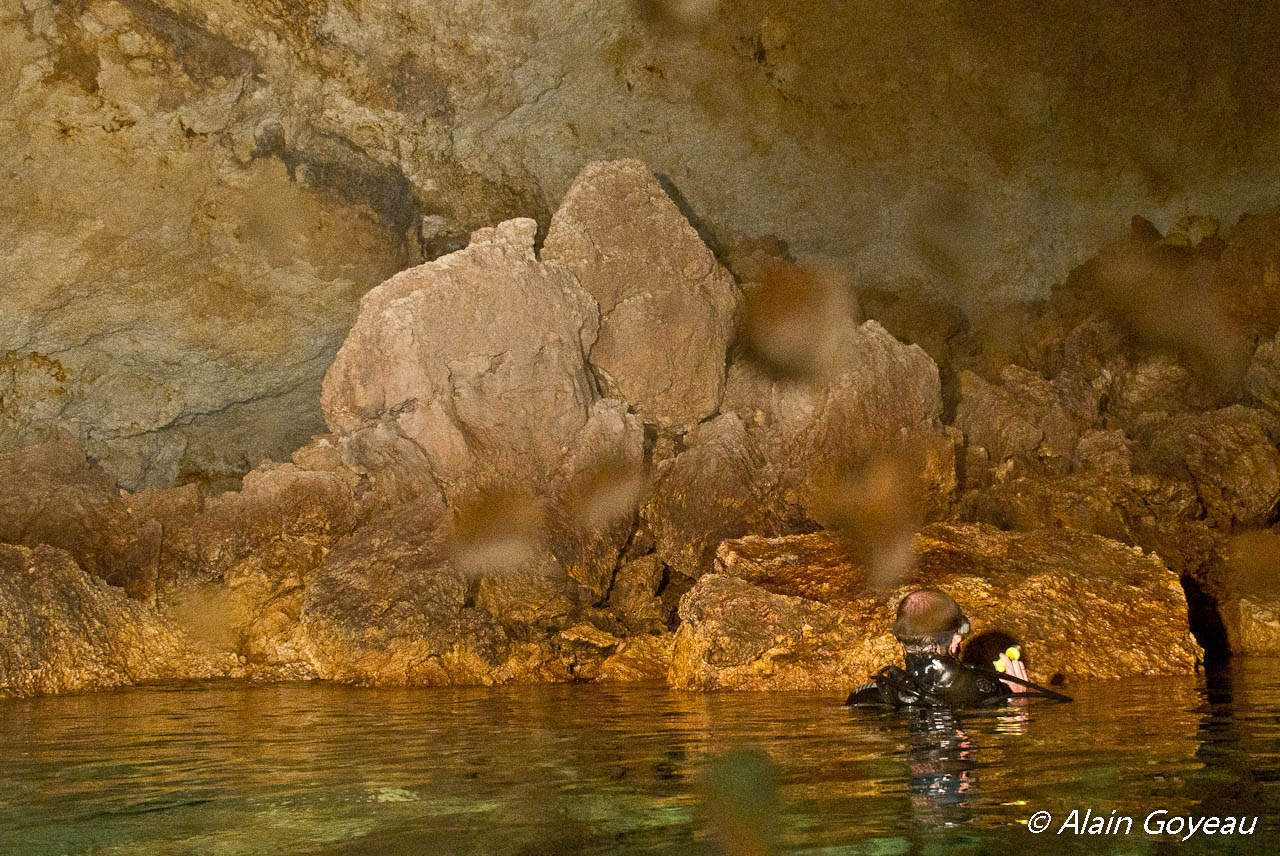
top-left (845, 653), bottom-right (1012, 708)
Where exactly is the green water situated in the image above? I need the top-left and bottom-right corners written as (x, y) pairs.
top-left (1, 661), bottom-right (1277, 855)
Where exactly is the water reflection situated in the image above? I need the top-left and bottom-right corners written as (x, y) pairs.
top-left (0, 663), bottom-right (1277, 854)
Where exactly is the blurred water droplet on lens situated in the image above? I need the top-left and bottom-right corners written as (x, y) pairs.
top-left (635, 0), bottom-right (720, 29)
top-left (909, 185), bottom-right (996, 300)
top-left (811, 448), bottom-right (924, 590)
top-left (698, 748), bottom-right (780, 856)
top-left (1224, 530), bottom-right (1280, 598)
top-left (1079, 229), bottom-right (1250, 393)
top-left (447, 487), bottom-right (546, 577)
top-left (739, 262), bottom-right (858, 380)
top-left (566, 457), bottom-right (648, 529)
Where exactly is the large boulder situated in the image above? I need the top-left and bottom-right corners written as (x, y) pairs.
top-left (322, 217), bottom-right (600, 492)
top-left (0, 543), bottom-right (239, 697)
top-left (670, 524), bottom-right (1201, 691)
top-left (542, 159), bottom-right (741, 430)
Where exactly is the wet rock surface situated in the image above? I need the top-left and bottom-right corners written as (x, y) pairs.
top-left (0, 543), bottom-right (238, 697)
top-left (671, 524), bottom-right (1202, 691)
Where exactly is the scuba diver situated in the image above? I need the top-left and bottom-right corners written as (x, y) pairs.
top-left (846, 588), bottom-right (1070, 708)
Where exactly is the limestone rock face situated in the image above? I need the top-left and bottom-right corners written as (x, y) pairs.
top-left (322, 218), bottom-right (600, 492)
top-left (543, 159), bottom-right (740, 429)
top-left (960, 473), bottom-right (1218, 580)
top-left (724, 320), bottom-right (945, 516)
top-left (0, 6), bottom-right (407, 488)
top-left (8, 0), bottom-right (1280, 489)
top-left (1134, 406), bottom-right (1280, 530)
top-left (298, 505), bottom-right (571, 687)
top-left (0, 440), bottom-right (158, 599)
top-left (1220, 596), bottom-right (1280, 657)
top-left (606, 554), bottom-right (669, 633)
top-left (1245, 331), bottom-right (1280, 415)
top-left (1211, 211), bottom-right (1280, 337)
top-left (641, 413), bottom-right (793, 580)
top-left (122, 460), bottom-right (358, 680)
top-left (0, 543), bottom-right (239, 697)
top-left (670, 524), bottom-right (1202, 691)
top-left (671, 574), bottom-right (888, 693)
top-left (954, 366), bottom-right (1079, 475)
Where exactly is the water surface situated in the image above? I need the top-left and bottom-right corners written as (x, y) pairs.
top-left (2, 661), bottom-right (1278, 855)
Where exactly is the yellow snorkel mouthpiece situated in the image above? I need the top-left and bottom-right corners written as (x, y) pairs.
top-left (994, 645), bottom-right (1021, 672)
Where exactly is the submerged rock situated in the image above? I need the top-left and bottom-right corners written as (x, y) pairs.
top-left (670, 524), bottom-right (1201, 691)
top-left (0, 543), bottom-right (239, 697)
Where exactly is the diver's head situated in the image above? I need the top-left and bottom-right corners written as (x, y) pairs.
top-left (893, 588), bottom-right (970, 656)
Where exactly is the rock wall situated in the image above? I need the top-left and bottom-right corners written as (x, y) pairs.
top-left (670, 525), bottom-right (1201, 692)
top-left (5, 153), bottom-right (1280, 696)
top-left (6, 0), bottom-right (1280, 488)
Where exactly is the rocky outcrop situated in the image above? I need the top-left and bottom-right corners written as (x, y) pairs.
top-left (322, 217), bottom-right (600, 491)
top-left (543, 159), bottom-right (740, 430)
top-left (724, 320), bottom-right (947, 516)
top-left (0, 440), bottom-right (159, 600)
top-left (641, 413), bottom-right (794, 580)
top-left (1132, 407), bottom-right (1280, 531)
top-left (12, 0), bottom-right (1280, 489)
top-left (954, 366), bottom-right (1079, 476)
top-left (670, 524), bottom-right (1202, 691)
top-left (9, 141), bottom-right (1280, 699)
top-left (0, 543), bottom-right (238, 697)
top-left (129, 460), bottom-right (359, 680)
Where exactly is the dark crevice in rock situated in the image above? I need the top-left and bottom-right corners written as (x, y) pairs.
top-left (1181, 575), bottom-right (1231, 667)
top-left (253, 129), bottom-right (419, 242)
top-left (654, 172), bottom-right (728, 261)
top-left (119, 0), bottom-right (259, 82)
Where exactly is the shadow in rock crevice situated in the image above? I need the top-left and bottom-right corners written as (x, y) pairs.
top-left (1181, 575), bottom-right (1231, 669)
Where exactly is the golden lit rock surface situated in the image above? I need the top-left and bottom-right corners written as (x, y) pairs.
top-left (670, 524), bottom-right (1202, 692)
top-left (1221, 597), bottom-right (1280, 657)
top-left (0, 543), bottom-right (239, 697)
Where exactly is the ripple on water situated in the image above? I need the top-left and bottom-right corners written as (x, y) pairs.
top-left (0, 664), bottom-right (1277, 854)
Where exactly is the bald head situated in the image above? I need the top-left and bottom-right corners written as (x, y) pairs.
top-left (893, 588), bottom-right (969, 653)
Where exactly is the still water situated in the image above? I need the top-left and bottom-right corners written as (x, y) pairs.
top-left (1, 661), bottom-right (1278, 855)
